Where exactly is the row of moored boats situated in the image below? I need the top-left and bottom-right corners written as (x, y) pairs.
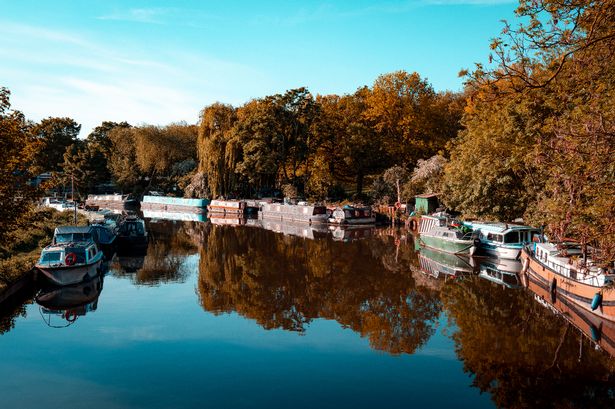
top-left (36, 212), bottom-right (148, 286)
top-left (416, 213), bottom-right (615, 322)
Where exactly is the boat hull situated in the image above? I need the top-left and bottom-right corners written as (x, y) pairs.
top-left (37, 259), bottom-right (102, 286)
top-left (521, 249), bottom-right (615, 321)
top-left (420, 235), bottom-right (474, 255)
top-left (475, 244), bottom-right (522, 260)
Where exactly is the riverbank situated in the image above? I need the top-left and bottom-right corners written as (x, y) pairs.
top-left (0, 208), bottom-right (87, 302)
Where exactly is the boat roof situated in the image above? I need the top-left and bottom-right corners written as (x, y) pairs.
top-left (54, 225), bottom-right (93, 234)
top-left (464, 221), bottom-right (537, 233)
top-left (43, 241), bottom-right (93, 252)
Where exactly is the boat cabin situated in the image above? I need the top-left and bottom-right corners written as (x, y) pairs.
top-left (533, 242), bottom-right (610, 286)
top-left (38, 242), bottom-right (101, 268)
top-left (53, 226), bottom-right (93, 245)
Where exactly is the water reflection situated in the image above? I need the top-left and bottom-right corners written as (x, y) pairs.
top-left (197, 225), bottom-right (440, 354)
top-left (36, 274), bottom-right (104, 327)
top-left (112, 220), bottom-right (202, 285)
top-left (0, 219), bottom-right (614, 408)
top-left (441, 274), bottom-right (615, 408)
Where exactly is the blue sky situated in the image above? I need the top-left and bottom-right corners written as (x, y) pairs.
top-left (0, 0), bottom-right (517, 136)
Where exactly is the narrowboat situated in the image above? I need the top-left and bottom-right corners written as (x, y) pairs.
top-left (141, 195), bottom-right (209, 213)
top-left (207, 200), bottom-right (246, 215)
top-left (418, 215), bottom-right (476, 255)
top-left (36, 241), bottom-right (104, 286)
top-left (464, 221), bottom-right (541, 259)
top-left (259, 203), bottom-right (329, 224)
top-left (328, 205), bottom-right (376, 225)
top-left (521, 242), bottom-right (615, 321)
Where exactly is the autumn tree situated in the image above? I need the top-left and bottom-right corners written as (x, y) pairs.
top-left (445, 0), bottom-right (615, 261)
top-left (108, 127), bottom-right (143, 193)
top-left (0, 87), bottom-right (39, 239)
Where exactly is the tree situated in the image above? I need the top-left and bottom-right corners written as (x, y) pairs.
top-left (108, 127), bottom-right (143, 193)
top-left (364, 71), bottom-right (454, 167)
top-left (87, 121), bottom-right (131, 157)
top-left (197, 103), bottom-right (238, 197)
top-left (60, 140), bottom-right (110, 198)
top-left (449, 0), bottom-right (615, 262)
top-left (30, 117), bottom-right (80, 174)
top-left (383, 165), bottom-right (409, 204)
top-left (0, 87), bottom-right (39, 239)
top-left (408, 154), bottom-right (447, 196)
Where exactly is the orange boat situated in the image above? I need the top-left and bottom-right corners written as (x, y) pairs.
top-left (521, 242), bottom-right (615, 321)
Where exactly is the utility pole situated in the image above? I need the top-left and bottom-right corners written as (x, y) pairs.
top-left (72, 174), bottom-right (77, 224)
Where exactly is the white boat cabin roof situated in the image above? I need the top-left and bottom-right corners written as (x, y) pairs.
top-left (465, 221), bottom-right (538, 234)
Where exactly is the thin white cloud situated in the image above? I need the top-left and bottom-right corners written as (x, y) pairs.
top-left (97, 7), bottom-right (173, 24)
top-left (0, 21), bottom-right (268, 137)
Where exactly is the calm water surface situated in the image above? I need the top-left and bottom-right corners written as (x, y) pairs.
top-left (1, 218), bottom-right (614, 408)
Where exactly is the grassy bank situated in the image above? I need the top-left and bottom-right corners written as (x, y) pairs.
top-left (0, 208), bottom-right (87, 293)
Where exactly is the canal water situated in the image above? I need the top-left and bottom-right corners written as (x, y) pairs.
top-left (0, 219), bottom-right (614, 408)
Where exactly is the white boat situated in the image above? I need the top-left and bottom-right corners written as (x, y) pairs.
top-left (41, 197), bottom-right (76, 212)
top-left (36, 241), bottom-right (104, 286)
top-left (259, 203), bottom-right (328, 224)
top-left (328, 206), bottom-right (376, 225)
top-left (464, 221), bottom-right (540, 259)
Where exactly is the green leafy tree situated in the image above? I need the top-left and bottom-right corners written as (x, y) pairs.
top-left (30, 117), bottom-right (80, 174)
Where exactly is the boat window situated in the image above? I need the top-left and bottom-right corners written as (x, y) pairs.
top-left (40, 252), bottom-right (61, 263)
top-left (312, 207), bottom-right (326, 215)
top-left (487, 233), bottom-right (503, 242)
top-left (504, 231), bottom-right (520, 243)
top-left (66, 248), bottom-right (87, 264)
top-left (55, 233), bottom-right (72, 243)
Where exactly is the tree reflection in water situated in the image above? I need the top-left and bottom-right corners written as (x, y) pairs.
top-left (197, 225), bottom-right (442, 354)
top-left (113, 220), bottom-right (205, 285)
top-left (441, 275), bottom-right (615, 408)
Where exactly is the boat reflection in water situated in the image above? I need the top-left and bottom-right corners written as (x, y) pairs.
top-left (524, 270), bottom-right (615, 358)
top-left (35, 274), bottom-right (104, 327)
top-left (417, 246), bottom-right (474, 280)
top-left (329, 225), bottom-right (375, 242)
top-left (114, 219), bottom-right (198, 285)
top-left (478, 257), bottom-right (523, 289)
top-left (256, 219), bottom-right (330, 240)
top-left (142, 209), bottom-right (208, 223)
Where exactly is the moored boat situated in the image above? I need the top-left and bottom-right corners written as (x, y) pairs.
top-left (259, 203), bottom-right (328, 224)
top-left (418, 215), bottom-right (476, 255)
top-left (116, 215), bottom-right (148, 252)
top-left (36, 241), bottom-right (104, 286)
top-left (328, 205), bottom-right (376, 225)
top-left (464, 221), bottom-right (541, 260)
top-left (207, 200), bottom-right (246, 215)
top-left (521, 242), bottom-right (615, 321)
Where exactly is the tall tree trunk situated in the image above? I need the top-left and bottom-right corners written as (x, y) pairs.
top-left (356, 171), bottom-right (364, 195)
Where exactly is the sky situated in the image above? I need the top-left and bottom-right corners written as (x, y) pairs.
top-left (0, 0), bottom-right (518, 136)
